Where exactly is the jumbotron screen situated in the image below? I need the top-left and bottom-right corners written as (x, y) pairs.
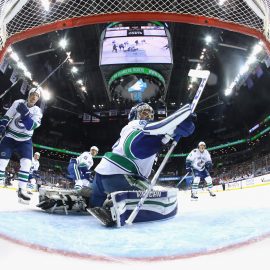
top-left (100, 26), bottom-right (172, 65)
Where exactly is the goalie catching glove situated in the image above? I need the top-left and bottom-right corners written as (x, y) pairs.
top-left (143, 104), bottom-right (191, 137)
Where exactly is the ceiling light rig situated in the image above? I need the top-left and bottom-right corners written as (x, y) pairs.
top-left (205, 35), bottom-right (212, 45)
top-left (42, 88), bottom-right (52, 101)
top-left (218, 0), bottom-right (227, 6)
top-left (81, 86), bottom-right (87, 93)
top-left (71, 66), bottom-right (78, 73)
top-left (4, 46), bottom-right (74, 101)
top-left (7, 37), bottom-right (88, 100)
top-left (6, 46), bottom-right (33, 82)
top-left (40, 0), bottom-right (50, 12)
top-left (77, 79), bottom-right (83, 85)
top-left (188, 47), bottom-right (207, 90)
top-left (224, 42), bottom-right (265, 96)
top-left (58, 48), bottom-right (87, 95)
top-left (59, 38), bottom-right (68, 50)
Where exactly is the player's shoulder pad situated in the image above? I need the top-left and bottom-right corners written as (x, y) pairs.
top-left (128, 119), bottom-right (145, 129)
top-left (14, 99), bottom-right (25, 105)
top-left (32, 105), bottom-right (43, 116)
top-left (139, 120), bottom-right (148, 127)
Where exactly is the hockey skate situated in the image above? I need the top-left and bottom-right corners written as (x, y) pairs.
top-left (191, 192), bottom-right (198, 200)
top-left (0, 179), bottom-right (4, 187)
top-left (87, 207), bottom-right (116, 227)
top-left (209, 190), bottom-right (216, 197)
top-left (18, 188), bottom-right (31, 204)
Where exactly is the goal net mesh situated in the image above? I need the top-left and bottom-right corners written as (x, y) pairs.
top-left (0, 0), bottom-right (269, 52)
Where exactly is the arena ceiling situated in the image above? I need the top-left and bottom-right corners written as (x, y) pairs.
top-left (1, 21), bottom-right (270, 154)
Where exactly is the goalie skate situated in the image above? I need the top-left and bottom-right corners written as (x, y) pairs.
top-left (87, 207), bottom-right (116, 227)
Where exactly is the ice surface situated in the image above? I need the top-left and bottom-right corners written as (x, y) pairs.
top-left (1, 185), bottom-right (270, 269)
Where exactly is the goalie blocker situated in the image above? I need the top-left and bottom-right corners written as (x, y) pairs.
top-left (88, 187), bottom-right (178, 227)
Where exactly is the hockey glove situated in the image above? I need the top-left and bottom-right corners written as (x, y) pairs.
top-left (186, 161), bottom-right (193, 173)
top-left (205, 161), bottom-right (213, 172)
top-left (33, 170), bottom-right (41, 179)
top-left (16, 103), bottom-right (35, 130)
top-left (0, 116), bottom-right (10, 136)
top-left (0, 125), bottom-right (5, 136)
top-left (173, 116), bottom-right (195, 142)
top-left (16, 103), bottom-right (30, 119)
top-left (85, 170), bottom-right (95, 181)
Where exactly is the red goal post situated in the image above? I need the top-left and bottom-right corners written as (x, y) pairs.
top-left (0, 0), bottom-right (270, 61)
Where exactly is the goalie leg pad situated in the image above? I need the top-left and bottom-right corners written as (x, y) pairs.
top-left (36, 199), bottom-right (58, 210)
top-left (37, 187), bottom-right (90, 213)
top-left (143, 104), bottom-right (191, 136)
top-left (90, 187), bottom-right (178, 227)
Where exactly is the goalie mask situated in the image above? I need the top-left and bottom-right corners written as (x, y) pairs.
top-left (128, 103), bottom-right (154, 121)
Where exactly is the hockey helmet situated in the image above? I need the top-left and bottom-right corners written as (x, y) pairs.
top-left (28, 87), bottom-right (41, 98)
top-left (90, 146), bottom-right (99, 152)
top-left (198, 141), bottom-right (206, 148)
top-left (128, 102), bottom-right (154, 121)
top-left (34, 152), bottom-right (40, 156)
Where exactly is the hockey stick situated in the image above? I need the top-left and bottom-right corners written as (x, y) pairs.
top-left (125, 69), bottom-right (210, 226)
top-left (176, 172), bottom-right (190, 188)
top-left (29, 54), bottom-right (70, 113)
top-left (0, 54), bottom-right (70, 100)
top-left (0, 79), bottom-right (20, 99)
top-left (38, 53), bottom-right (70, 88)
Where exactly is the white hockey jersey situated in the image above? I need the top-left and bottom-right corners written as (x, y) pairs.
top-left (186, 148), bottom-right (212, 171)
top-left (29, 158), bottom-right (40, 174)
top-left (95, 120), bottom-right (156, 178)
top-left (76, 152), bottom-right (94, 170)
top-left (4, 99), bottom-right (42, 141)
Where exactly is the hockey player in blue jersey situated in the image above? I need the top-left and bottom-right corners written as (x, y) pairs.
top-left (67, 146), bottom-right (99, 189)
top-left (0, 88), bottom-right (42, 203)
top-left (186, 141), bottom-right (216, 199)
top-left (88, 102), bottom-right (195, 227)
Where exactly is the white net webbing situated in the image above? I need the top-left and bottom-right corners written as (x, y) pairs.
top-left (0, 0), bottom-right (269, 51)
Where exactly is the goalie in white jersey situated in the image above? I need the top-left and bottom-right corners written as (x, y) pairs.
top-left (0, 88), bottom-right (43, 203)
top-left (186, 141), bottom-right (216, 199)
top-left (88, 102), bottom-right (196, 227)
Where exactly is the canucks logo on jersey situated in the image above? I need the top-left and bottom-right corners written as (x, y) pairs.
top-left (14, 115), bottom-right (25, 130)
